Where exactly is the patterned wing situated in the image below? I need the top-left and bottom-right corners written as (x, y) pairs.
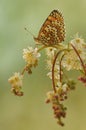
top-left (34, 10), bottom-right (65, 45)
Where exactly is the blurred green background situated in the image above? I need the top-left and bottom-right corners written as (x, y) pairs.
top-left (1, 0), bottom-right (86, 130)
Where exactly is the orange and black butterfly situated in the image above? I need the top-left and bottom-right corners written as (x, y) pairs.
top-left (34, 10), bottom-right (65, 45)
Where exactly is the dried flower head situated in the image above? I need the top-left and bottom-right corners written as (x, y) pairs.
top-left (78, 75), bottom-right (86, 86)
top-left (8, 72), bottom-right (23, 96)
top-left (46, 89), bottom-right (67, 126)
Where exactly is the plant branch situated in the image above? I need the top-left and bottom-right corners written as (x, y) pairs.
top-left (52, 49), bottom-right (67, 93)
top-left (71, 44), bottom-right (86, 75)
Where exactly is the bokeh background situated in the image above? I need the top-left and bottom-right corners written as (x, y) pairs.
top-left (0, 0), bottom-right (86, 130)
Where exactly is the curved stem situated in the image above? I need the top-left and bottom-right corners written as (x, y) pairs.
top-left (71, 44), bottom-right (86, 75)
top-left (37, 45), bottom-right (47, 52)
top-left (52, 49), bottom-right (67, 93)
top-left (37, 44), bottom-right (64, 52)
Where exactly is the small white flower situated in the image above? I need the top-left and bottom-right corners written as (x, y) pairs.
top-left (62, 50), bottom-right (82, 70)
top-left (8, 72), bottom-right (23, 88)
top-left (57, 82), bottom-right (62, 87)
top-left (46, 47), bottom-right (57, 58)
top-left (23, 47), bottom-right (41, 67)
top-left (62, 83), bottom-right (69, 92)
top-left (46, 91), bottom-right (54, 101)
top-left (70, 34), bottom-right (86, 61)
top-left (47, 63), bottom-right (61, 82)
top-left (8, 72), bottom-right (23, 96)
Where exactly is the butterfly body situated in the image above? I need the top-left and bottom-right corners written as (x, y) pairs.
top-left (34, 10), bottom-right (65, 45)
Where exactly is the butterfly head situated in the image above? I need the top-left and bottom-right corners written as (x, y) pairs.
top-left (34, 37), bottom-right (42, 45)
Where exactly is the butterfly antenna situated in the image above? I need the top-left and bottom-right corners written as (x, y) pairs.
top-left (24, 27), bottom-right (35, 38)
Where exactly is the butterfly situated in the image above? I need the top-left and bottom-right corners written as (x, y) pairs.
top-left (34, 10), bottom-right (65, 46)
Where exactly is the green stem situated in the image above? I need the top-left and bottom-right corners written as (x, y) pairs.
top-left (37, 44), bottom-right (64, 52)
top-left (37, 45), bottom-right (47, 52)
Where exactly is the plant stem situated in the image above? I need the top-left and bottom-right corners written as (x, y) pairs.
top-left (37, 44), bottom-right (64, 52)
top-left (21, 67), bottom-right (26, 75)
top-left (52, 49), bottom-right (67, 93)
top-left (71, 44), bottom-right (86, 75)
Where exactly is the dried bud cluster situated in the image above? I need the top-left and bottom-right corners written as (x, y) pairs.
top-left (46, 80), bottom-right (75, 126)
top-left (8, 72), bottom-right (23, 96)
top-left (78, 76), bottom-right (86, 86)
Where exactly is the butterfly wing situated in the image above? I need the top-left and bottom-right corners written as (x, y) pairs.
top-left (34, 10), bottom-right (65, 45)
